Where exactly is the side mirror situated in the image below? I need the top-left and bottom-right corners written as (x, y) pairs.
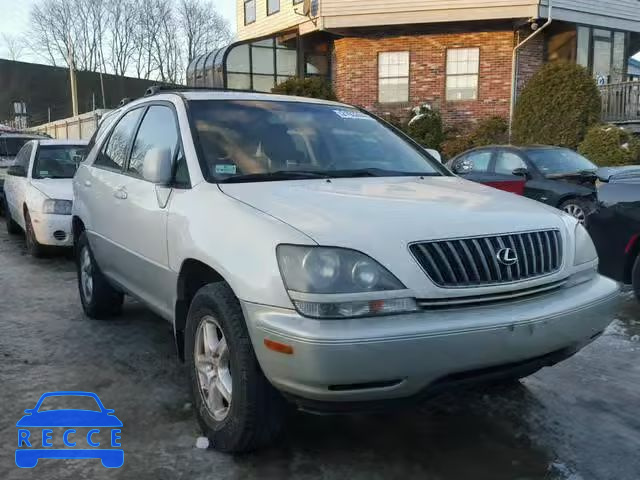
top-left (512, 167), bottom-right (529, 178)
top-left (7, 165), bottom-right (26, 177)
top-left (142, 147), bottom-right (173, 184)
top-left (425, 148), bottom-right (442, 163)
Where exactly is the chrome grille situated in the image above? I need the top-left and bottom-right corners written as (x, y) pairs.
top-left (410, 230), bottom-right (563, 288)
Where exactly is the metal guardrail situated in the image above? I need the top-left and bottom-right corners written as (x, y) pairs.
top-left (600, 81), bottom-right (640, 123)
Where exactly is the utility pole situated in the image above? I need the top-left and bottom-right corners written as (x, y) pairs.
top-left (67, 34), bottom-right (79, 117)
top-left (99, 47), bottom-right (107, 109)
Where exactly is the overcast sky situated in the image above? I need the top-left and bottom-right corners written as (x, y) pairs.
top-left (0, 0), bottom-right (237, 61)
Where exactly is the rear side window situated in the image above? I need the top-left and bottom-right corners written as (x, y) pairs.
top-left (128, 106), bottom-right (179, 179)
top-left (94, 108), bottom-right (143, 171)
top-left (494, 151), bottom-right (526, 175)
top-left (0, 137), bottom-right (33, 157)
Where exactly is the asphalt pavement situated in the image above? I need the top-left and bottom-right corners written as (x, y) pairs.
top-left (1, 227), bottom-right (639, 480)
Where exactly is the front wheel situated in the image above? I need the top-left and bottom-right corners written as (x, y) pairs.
top-left (76, 232), bottom-right (123, 319)
top-left (24, 210), bottom-right (45, 257)
top-left (559, 198), bottom-right (592, 225)
top-left (633, 255), bottom-right (640, 302)
top-left (185, 282), bottom-right (286, 453)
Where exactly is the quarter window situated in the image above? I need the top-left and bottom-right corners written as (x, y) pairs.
top-left (244, 0), bottom-right (256, 25)
top-left (378, 52), bottom-right (410, 103)
top-left (446, 48), bottom-right (480, 101)
top-left (94, 108), bottom-right (143, 171)
top-left (267, 0), bottom-right (280, 15)
top-left (128, 106), bottom-right (179, 179)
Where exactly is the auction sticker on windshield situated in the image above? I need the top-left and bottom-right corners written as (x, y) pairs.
top-left (333, 109), bottom-right (374, 121)
top-left (15, 391), bottom-right (123, 469)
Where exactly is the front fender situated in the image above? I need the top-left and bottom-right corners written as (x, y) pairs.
top-left (167, 184), bottom-right (316, 308)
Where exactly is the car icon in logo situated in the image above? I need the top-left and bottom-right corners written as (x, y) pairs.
top-left (15, 391), bottom-right (123, 469)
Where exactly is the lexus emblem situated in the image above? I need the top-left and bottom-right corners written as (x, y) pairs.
top-left (496, 247), bottom-right (518, 266)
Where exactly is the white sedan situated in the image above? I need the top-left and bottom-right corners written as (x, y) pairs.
top-left (4, 139), bottom-right (88, 256)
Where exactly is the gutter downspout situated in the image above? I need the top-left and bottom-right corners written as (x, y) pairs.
top-left (509, 0), bottom-right (553, 141)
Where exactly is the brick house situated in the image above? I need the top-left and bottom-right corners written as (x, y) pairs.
top-left (187, 1), bottom-right (640, 128)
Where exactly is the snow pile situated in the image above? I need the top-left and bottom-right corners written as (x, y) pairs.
top-left (195, 437), bottom-right (210, 449)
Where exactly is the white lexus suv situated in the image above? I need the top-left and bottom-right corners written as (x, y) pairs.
top-left (72, 88), bottom-right (620, 452)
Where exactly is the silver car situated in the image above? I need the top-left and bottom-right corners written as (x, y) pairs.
top-left (72, 89), bottom-right (620, 452)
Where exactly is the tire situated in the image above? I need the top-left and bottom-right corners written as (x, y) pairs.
top-left (559, 198), bottom-right (592, 225)
top-left (633, 255), bottom-right (640, 302)
top-left (24, 210), bottom-right (46, 257)
top-left (185, 282), bottom-right (286, 453)
top-left (76, 231), bottom-right (124, 319)
top-left (4, 198), bottom-right (20, 235)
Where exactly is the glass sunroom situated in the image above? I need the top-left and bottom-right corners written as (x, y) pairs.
top-left (186, 34), bottom-right (330, 92)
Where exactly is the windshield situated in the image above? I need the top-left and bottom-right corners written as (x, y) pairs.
top-left (0, 137), bottom-right (33, 157)
top-left (188, 100), bottom-right (445, 182)
top-left (526, 148), bottom-right (596, 176)
top-left (32, 145), bottom-right (84, 179)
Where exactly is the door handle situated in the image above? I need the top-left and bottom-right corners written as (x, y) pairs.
top-left (84, 180), bottom-right (92, 187)
top-left (114, 187), bottom-right (128, 200)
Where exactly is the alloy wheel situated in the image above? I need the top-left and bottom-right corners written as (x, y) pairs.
top-left (562, 203), bottom-right (586, 224)
top-left (194, 316), bottom-right (232, 421)
top-left (80, 247), bottom-right (94, 303)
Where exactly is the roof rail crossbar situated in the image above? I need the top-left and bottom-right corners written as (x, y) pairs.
top-left (143, 85), bottom-right (281, 97)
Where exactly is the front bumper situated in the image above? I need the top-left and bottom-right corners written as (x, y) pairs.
top-left (242, 275), bottom-right (620, 404)
top-left (29, 211), bottom-right (73, 247)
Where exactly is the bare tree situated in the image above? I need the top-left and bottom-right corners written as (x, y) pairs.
top-left (26, 0), bottom-right (233, 81)
top-left (107, 0), bottom-right (138, 75)
top-left (1, 34), bottom-right (27, 61)
top-left (178, 0), bottom-right (232, 64)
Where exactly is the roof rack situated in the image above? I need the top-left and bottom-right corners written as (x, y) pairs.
top-left (143, 85), bottom-right (276, 97)
top-left (118, 97), bottom-right (133, 107)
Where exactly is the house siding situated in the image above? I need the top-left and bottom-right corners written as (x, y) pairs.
top-left (322, 0), bottom-right (539, 29)
top-left (236, 0), bottom-right (316, 40)
top-left (333, 30), bottom-right (543, 128)
top-left (540, 0), bottom-right (640, 32)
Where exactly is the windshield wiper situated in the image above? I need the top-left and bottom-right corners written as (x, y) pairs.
top-left (328, 168), bottom-right (439, 178)
top-left (219, 170), bottom-right (330, 183)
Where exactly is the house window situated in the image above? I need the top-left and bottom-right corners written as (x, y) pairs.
top-left (576, 26), bottom-right (629, 84)
top-left (244, 0), bottom-right (256, 25)
top-left (378, 52), bottom-right (410, 103)
top-left (268, 0), bottom-right (280, 15)
top-left (446, 48), bottom-right (480, 101)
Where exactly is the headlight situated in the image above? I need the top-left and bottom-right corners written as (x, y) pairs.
top-left (574, 223), bottom-right (597, 266)
top-left (43, 199), bottom-right (72, 215)
top-left (278, 245), bottom-right (403, 294)
top-left (277, 245), bottom-right (418, 319)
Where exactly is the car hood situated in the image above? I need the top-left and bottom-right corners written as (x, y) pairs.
top-left (16, 410), bottom-right (123, 427)
top-left (220, 177), bottom-right (569, 248)
top-left (30, 178), bottom-right (73, 201)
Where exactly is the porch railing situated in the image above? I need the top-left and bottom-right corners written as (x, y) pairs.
top-left (600, 81), bottom-right (640, 123)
